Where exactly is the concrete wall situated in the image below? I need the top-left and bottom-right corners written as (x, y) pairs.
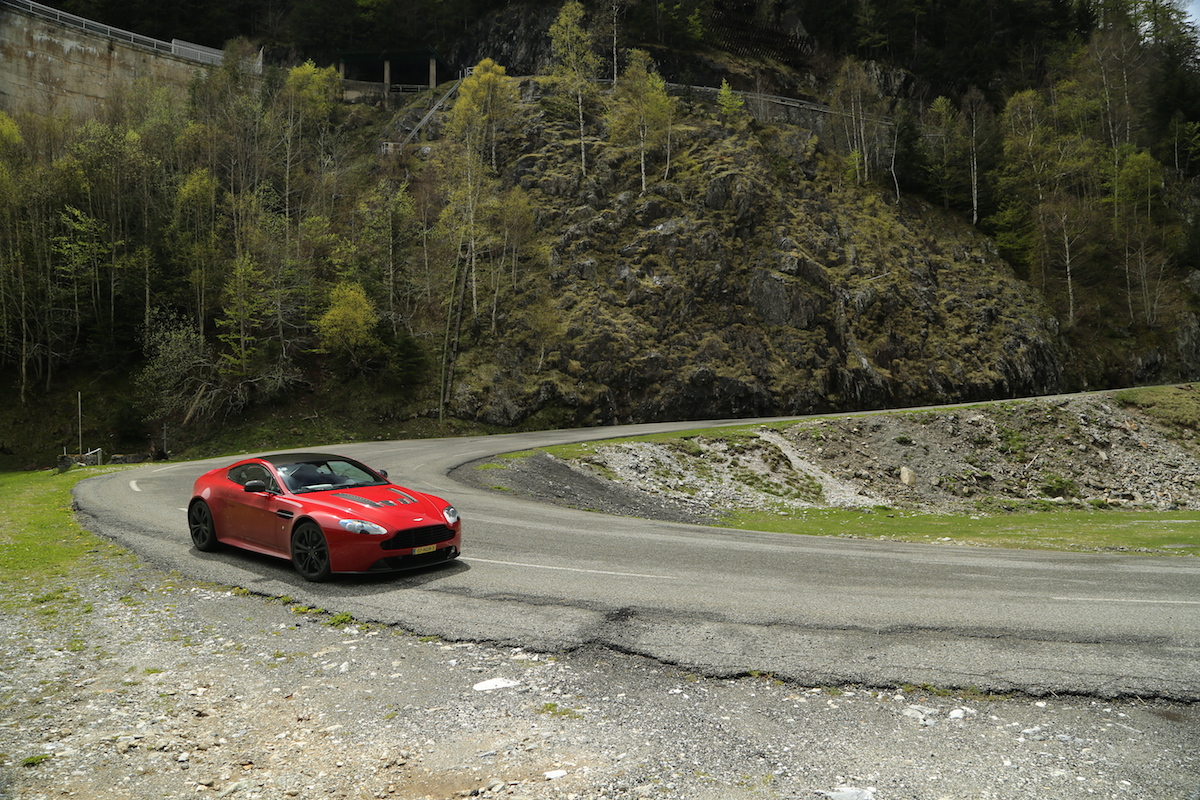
top-left (0, 3), bottom-right (206, 117)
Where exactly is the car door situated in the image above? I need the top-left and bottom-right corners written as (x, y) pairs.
top-left (225, 464), bottom-right (286, 550)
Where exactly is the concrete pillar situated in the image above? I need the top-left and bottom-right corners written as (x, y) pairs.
top-left (383, 59), bottom-right (390, 89)
top-left (429, 56), bottom-right (436, 88)
top-left (338, 61), bottom-right (345, 78)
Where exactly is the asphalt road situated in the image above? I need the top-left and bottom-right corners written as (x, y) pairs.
top-left (73, 418), bottom-right (1200, 700)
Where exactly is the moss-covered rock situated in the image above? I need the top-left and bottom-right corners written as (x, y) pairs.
top-left (433, 82), bottom-right (1066, 426)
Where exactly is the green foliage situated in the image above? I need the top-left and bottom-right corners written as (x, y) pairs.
top-left (137, 311), bottom-right (220, 423)
top-left (314, 282), bottom-right (384, 373)
top-left (1040, 474), bottom-right (1079, 498)
top-left (2, 5), bottom-right (1200, 457)
top-left (607, 49), bottom-right (675, 192)
top-left (282, 61), bottom-right (342, 123)
top-left (716, 78), bottom-right (744, 119)
top-left (0, 110), bottom-right (22, 152)
top-left (538, 701), bottom-right (583, 718)
top-left (451, 58), bottom-right (519, 170)
top-left (215, 255), bottom-right (270, 380)
top-left (549, 0), bottom-right (600, 176)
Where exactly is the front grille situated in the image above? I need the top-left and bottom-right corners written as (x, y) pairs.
top-left (381, 524), bottom-right (455, 551)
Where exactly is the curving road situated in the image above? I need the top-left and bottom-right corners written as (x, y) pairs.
top-left (73, 417), bottom-right (1200, 700)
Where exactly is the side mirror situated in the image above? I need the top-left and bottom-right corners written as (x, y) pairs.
top-left (378, 469), bottom-right (388, 478)
top-left (244, 479), bottom-right (268, 493)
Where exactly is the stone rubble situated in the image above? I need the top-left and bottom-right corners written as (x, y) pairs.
top-left (519, 396), bottom-right (1200, 521)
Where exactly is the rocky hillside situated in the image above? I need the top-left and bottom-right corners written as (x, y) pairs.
top-left (454, 387), bottom-right (1200, 521)
top-left (431, 81), bottom-right (1067, 428)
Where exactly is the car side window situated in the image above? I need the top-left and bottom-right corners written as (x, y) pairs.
top-left (228, 464), bottom-right (279, 493)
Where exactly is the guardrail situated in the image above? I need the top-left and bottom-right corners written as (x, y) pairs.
top-left (1, 0), bottom-right (261, 73)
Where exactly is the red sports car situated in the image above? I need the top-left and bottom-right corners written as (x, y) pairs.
top-left (187, 453), bottom-right (462, 581)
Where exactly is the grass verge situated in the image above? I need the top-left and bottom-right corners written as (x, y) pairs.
top-left (0, 468), bottom-right (127, 607)
top-left (725, 507), bottom-right (1200, 554)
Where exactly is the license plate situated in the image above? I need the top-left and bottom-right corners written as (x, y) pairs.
top-left (413, 544), bottom-right (436, 555)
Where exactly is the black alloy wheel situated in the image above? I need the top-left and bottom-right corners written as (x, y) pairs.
top-left (291, 522), bottom-right (332, 582)
top-left (188, 500), bottom-right (220, 552)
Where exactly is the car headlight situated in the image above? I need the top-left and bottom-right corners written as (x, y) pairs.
top-left (338, 519), bottom-right (388, 536)
top-left (442, 505), bottom-right (459, 526)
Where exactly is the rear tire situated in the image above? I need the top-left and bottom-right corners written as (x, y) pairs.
top-left (291, 522), bottom-right (332, 582)
top-left (188, 501), bottom-right (220, 552)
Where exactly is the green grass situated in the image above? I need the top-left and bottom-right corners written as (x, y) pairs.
top-left (1116, 385), bottom-right (1200, 434)
top-left (724, 507), bottom-right (1200, 554)
top-left (0, 469), bottom-right (119, 601)
top-left (537, 701), bottom-right (583, 718)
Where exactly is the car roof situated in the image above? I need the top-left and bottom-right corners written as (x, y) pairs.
top-left (256, 453), bottom-right (346, 466)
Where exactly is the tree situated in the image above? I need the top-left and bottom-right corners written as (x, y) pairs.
top-left (170, 167), bottom-right (221, 336)
top-left (314, 282), bottom-right (383, 372)
top-left (549, 0), bottom-right (600, 179)
top-left (137, 310), bottom-right (219, 425)
top-left (828, 58), bottom-right (893, 185)
top-left (716, 78), bottom-right (744, 120)
top-left (434, 140), bottom-right (496, 419)
top-left (451, 58), bottom-right (519, 171)
top-left (608, 49), bottom-right (674, 193)
top-left (606, 0), bottom-right (629, 83)
top-left (923, 96), bottom-right (967, 209)
top-left (52, 206), bottom-right (110, 344)
top-left (350, 179), bottom-right (417, 335)
top-left (273, 61), bottom-right (343, 252)
top-left (993, 86), bottom-right (1109, 315)
top-left (960, 88), bottom-right (995, 226)
top-left (215, 254), bottom-right (268, 383)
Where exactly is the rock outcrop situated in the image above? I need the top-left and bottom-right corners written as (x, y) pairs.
top-left (440, 84), bottom-right (1066, 427)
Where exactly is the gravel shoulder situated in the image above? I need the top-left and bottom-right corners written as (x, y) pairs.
top-left (4, 396), bottom-right (1200, 799)
top-left (2, 550), bottom-right (1198, 800)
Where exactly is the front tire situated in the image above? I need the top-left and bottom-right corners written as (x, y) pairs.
top-left (188, 500), bottom-right (220, 552)
top-left (291, 522), bottom-right (332, 582)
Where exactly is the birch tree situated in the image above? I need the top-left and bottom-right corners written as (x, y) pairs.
top-left (453, 58), bottom-right (519, 171)
top-left (549, 0), bottom-right (599, 179)
top-left (608, 49), bottom-right (673, 193)
top-left (829, 58), bottom-right (892, 185)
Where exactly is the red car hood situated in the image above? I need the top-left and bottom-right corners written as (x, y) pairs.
top-left (296, 484), bottom-right (449, 525)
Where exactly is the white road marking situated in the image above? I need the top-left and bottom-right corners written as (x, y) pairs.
top-left (129, 481), bottom-right (141, 492)
top-left (1053, 596), bottom-right (1200, 605)
top-left (468, 557), bottom-right (678, 580)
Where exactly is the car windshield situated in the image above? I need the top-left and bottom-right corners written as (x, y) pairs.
top-left (277, 458), bottom-right (387, 494)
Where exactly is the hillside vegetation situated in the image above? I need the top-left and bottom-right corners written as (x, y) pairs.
top-left (3, 1), bottom-right (1200, 466)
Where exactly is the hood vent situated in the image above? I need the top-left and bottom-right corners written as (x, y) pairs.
top-left (387, 488), bottom-right (418, 504)
top-left (332, 493), bottom-right (396, 508)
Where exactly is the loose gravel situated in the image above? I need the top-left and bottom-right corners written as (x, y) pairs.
top-left (2, 541), bottom-right (1198, 799)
